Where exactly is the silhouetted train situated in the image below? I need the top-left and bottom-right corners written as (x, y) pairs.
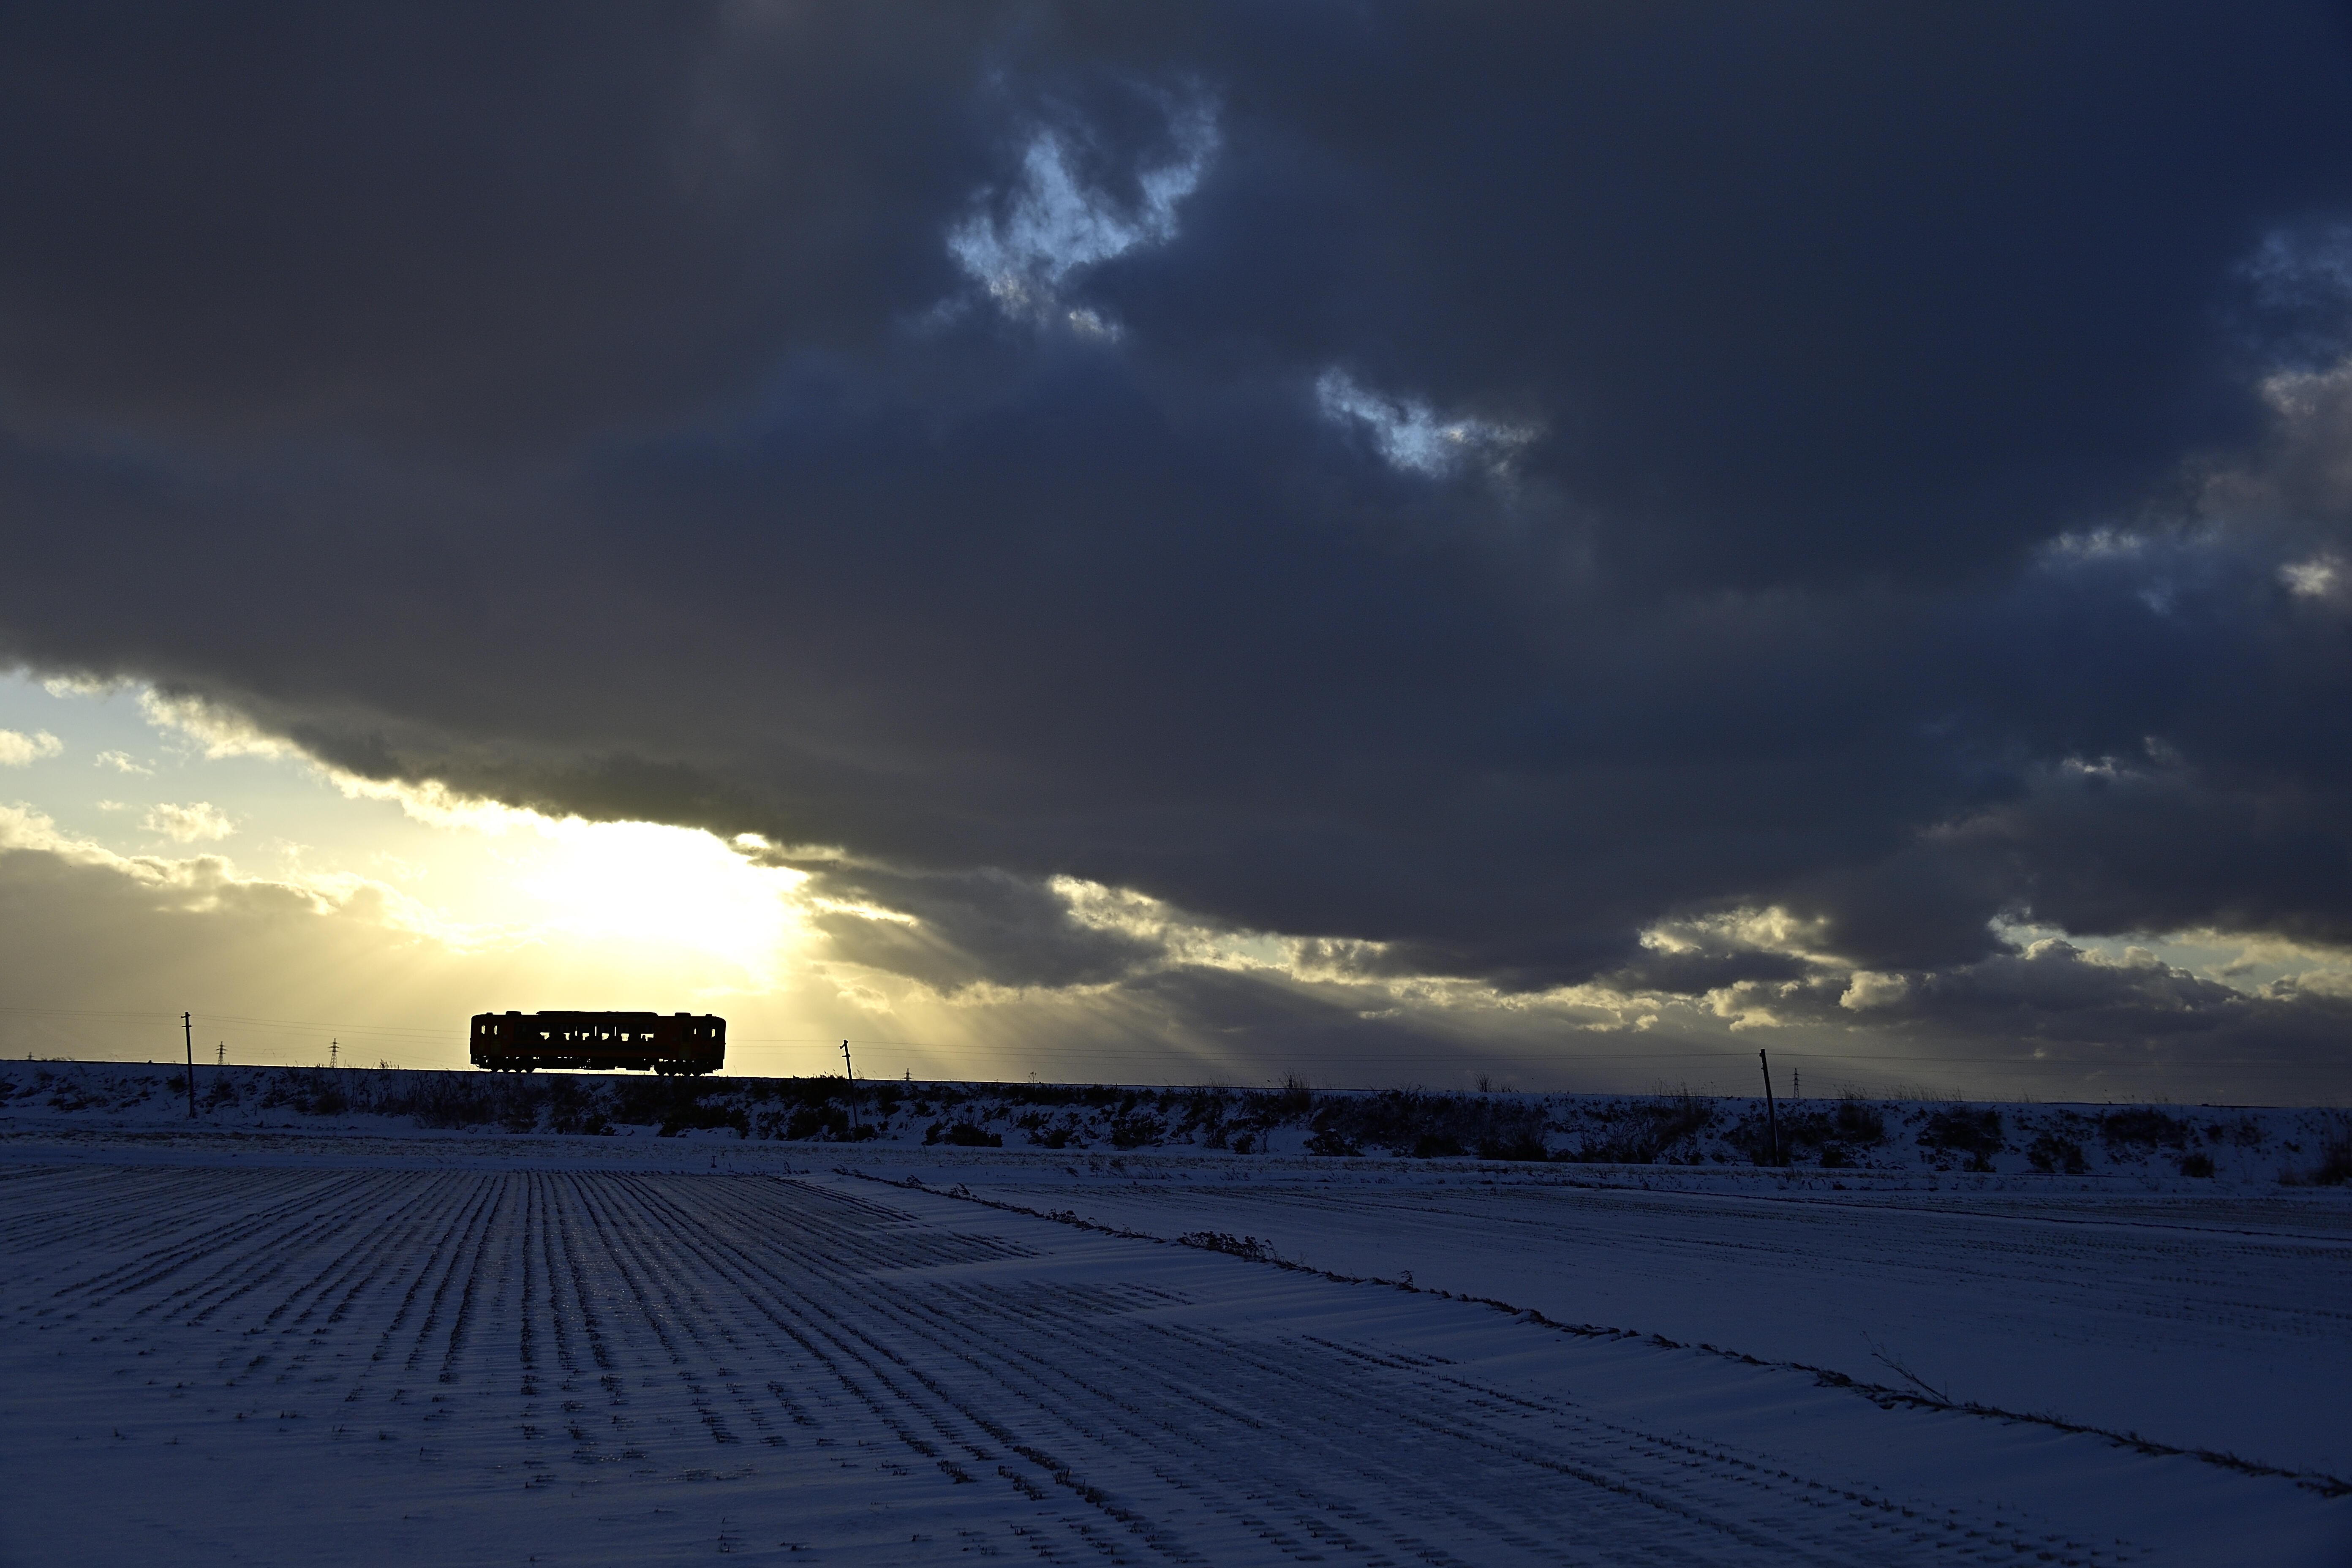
top-left (469, 1011), bottom-right (725, 1075)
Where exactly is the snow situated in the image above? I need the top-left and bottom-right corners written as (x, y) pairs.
top-left (858, 1152), bottom-right (2352, 1481)
top-left (3, 1117), bottom-right (2347, 1565)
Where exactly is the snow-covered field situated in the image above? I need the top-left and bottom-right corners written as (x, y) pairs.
top-left (3, 1116), bottom-right (2347, 1564)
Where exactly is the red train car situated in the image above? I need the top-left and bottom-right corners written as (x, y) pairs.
top-left (470, 1011), bottom-right (725, 1076)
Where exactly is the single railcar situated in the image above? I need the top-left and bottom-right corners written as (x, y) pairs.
top-left (470, 1011), bottom-right (725, 1075)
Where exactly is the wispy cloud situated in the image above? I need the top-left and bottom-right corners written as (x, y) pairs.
top-left (948, 96), bottom-right (1218, 335)
top-left (139, 689), bottom-right (300, 760)
top-left (142, 801), bottom-right (236, 842)
top-left (40, 675), bottom-right (120, 699)
top-left (1315, 370), bottom-right (1535, 478)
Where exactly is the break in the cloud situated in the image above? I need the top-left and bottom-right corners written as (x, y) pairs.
top-left (1, 4), bottom-right (2350, 1097)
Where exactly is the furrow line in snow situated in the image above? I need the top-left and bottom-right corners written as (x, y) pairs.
top-left (516, 1171), bottom-right (544, 1392)
top-left (323, 1171), bottom-right (476, 1333)
top-left (886, 1181), bottom-right (2129, 1565)
top-left (0, 1165), bottom-right (217, 1252)
top-left (394, 1174), bottom-right (504, 1379)
top-left (978, 1281), bottom-right (1944, 1566)
top-left (917, 1175), bottom-right (2352, 1495)
top-left (435, 1173), bottom-right (514, 1384)
top-left (209, 1181), bottom-right (444, 1388)
top-left (630, 1176), bottom-right (1039, 1473)
top-left (678, 1178), bottom-right (1562, 1563)
top-left (281, 1174), bottom-right (461, 1331)
top-left (909, 1277), bottom-right (1596, 1566)
top-left (331, 1175), bottom-right (479, 1406)
top-left (888, 1241), bottom-right (1716, 1564)
top-left (593, 1184), bottom-right (804, 1457)
top-left (604, 1186), bottom-right (1042, 1475)
top-left (758, 1173), bottom-right (1043, 1271)
top-left (245, 1174), bottom-right (505, 1397)
top-left (137, 1175), bottom-right (388, 1325)
top-left (620, 1178), bottom-right (1140, 1555)
top-left (529, 1173), bottom-right (581, 1382)
top-left (266, 1169), bottom-right (488, 1336)
top-left (558, 1168), bottom-right (777, 1474)
top-left (563, 1171), bottom-right (701, 1375)
top-left (548, 1172), bottom-right (618, 1378)
top-left (330, 1171), bottom-right (488, 1403)
top-left (40, 1168), bottom-right (366, 1306)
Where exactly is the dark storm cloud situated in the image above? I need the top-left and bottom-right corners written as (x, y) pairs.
top-left (1825, 940), bottom-right (2352, 1082)
top-left (1113, 964), bottom-right (1459, 1071)
top-left (0, 4), bottom-right (1001, 446)
top-left (791, 862), bottom-right (1160, 994)
top-left (6, 3), bottom-right (2352, 1070)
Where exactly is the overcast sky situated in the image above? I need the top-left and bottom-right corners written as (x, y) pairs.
top-left (5, 4), bottom-right (2352, 1100)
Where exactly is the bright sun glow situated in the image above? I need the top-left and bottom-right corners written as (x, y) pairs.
top-left (504, 817), bottom-right (807, 983)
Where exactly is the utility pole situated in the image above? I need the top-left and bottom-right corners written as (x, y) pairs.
top-left (329, 1037), bottom-right (338, 1069)
top-left (216, 1042), bottom-right (225, 1066)
top-left (182, 1012), bottom-right (196, 1119)
top-left (1758, 1048), bottom-right (1780, 1165)
top-left (840, 1041), bottom-right (859, 1130)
